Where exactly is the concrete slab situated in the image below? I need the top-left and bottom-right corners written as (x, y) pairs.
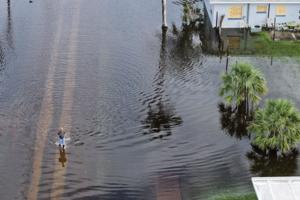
top-left (252, 177), bottom-right (300, 200)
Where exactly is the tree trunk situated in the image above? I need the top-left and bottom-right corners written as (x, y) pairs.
top-left (162, 0), bottom-right (168, 30)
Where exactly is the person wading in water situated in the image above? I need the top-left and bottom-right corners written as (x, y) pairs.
top-left (57, 127), bottom-right (66, 149)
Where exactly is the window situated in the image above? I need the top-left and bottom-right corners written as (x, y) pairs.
top-left (256, 5), bottom-right (268, 13)
top-left (228, 5), bottom-right (243, 19)
top-left (276, 5), bottom-right (286, 16)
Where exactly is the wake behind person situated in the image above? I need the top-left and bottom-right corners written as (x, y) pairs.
top-left (57, 127), bottom-right (66, 149)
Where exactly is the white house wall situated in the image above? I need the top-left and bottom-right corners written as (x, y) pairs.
top-left (212, 4), bottom-right (248, 28)
top-left (269, 4), bottom-right (300, 24)
top-left (210, 3), bottom-right (300, 28)
top-left (248, 4), bottom-right (268, 27)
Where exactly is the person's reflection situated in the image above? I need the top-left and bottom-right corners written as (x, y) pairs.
top-left (247, 145), bottom-right (298, 176)
top-left (218, 102), bottom-right (250, 139)
top-left (58, 147), bottom-right (67, 167)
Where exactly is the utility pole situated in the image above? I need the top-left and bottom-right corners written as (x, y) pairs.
top-left (162, 0), bottom-right (168, 30)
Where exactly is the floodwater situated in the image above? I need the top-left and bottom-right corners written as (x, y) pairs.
top-left (0, 0), bottom-right (300, 200)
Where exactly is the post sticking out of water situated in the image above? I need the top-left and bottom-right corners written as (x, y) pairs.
top-left (272, 17), bottom-right (276, 41)
top-left (162, 0), bottom-right (168, 30)
top-left (225, 48), bottom-right (229, 73)
top-left (270, 56), bottom-right (273, 66)
top-left (215, 12), bottom-right (218, 28)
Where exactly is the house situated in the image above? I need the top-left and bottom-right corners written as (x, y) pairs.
top-left (203, 0), bottom-right (300, 29)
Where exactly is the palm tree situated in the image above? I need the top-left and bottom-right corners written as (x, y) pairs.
top-left (249, 99), bottom-right (300, 154)
top-left (219, 62), bottom-right (268, 113)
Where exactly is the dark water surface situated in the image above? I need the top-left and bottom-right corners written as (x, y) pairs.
top-left (0, 0), bottom-right (300, 199)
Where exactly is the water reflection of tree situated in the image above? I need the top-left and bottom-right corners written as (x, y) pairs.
top-left (218, 102), bottom-right (251, 140)
top-left (170, 0), bottom-right (203, 63)
top-left (247, 145), bottom-right (298, 176)
top-left (141, 29), bottom-right (182, 140)
top-left (141, 1), bottom-right (206, 139)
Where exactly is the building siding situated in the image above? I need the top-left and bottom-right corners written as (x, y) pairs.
top-left (269, 4), bottom-right (300, 24)
top-left (248, 4), bottom-right (268, 27)
top-left (212, 4), bottom-right (248, 28)
top-left (209, 2), bottom-right (300, 28)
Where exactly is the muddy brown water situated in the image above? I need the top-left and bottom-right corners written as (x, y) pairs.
top-left (0, 0), bottom-right (300, 200)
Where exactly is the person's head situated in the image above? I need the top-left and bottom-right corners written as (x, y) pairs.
top-left (59, 127), bottom-right (64, 132)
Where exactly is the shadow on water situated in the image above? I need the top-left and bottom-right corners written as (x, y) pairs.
top-left (141, 29), bottom-right (183, 140)
top-left (247, 145), bottom-right (298, 177)
top-left (218, 102), bottom-right (251, 140)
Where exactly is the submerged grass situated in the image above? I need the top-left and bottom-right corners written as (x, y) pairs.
top-left (229, 31), bottom-right (300, 57)
top-left (211, 193), bottom-right (257, 200)
top-left (252, 32), bottom-right (300, 57)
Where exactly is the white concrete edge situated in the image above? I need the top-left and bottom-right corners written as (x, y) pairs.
top-left (252, 177), bottom-right (300, 200)
top-left (252, 177), bottom-right (300, 181)
top-left (251, 177), bottom-right (262, 200)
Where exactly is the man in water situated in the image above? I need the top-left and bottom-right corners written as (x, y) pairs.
top-left (57, 127), bottom-right (66, 149)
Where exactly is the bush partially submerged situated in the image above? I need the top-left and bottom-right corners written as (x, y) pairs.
top-left (249, 99), bottom-right (300, 154)
top-left (220, 63), bottom-right (267, 111)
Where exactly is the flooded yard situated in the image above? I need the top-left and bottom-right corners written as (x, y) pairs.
top-left (0, 0), bottom-right (299, 200)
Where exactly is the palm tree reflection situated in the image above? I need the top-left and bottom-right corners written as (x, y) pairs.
top-left (141, 1), bottom-right (205, 140)
top-left (141, 29), bottom-right (182, 140)
top-left (218, 102), bottom-right (251, 140)
top-left (143, 101), bottom-right (183, 140)
top-left (247, 145), bottom-right (298, 176)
